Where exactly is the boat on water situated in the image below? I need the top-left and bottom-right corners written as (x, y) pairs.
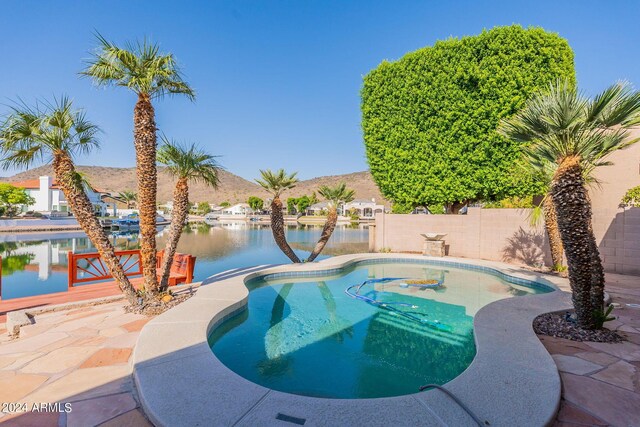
top-left (105, 214), bottom-right (168, 231)
top-left (111, 217), bottom-right (140, 232)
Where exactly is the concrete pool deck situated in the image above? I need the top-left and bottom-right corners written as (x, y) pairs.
top-left (132, 254), bottom-right (573, 426)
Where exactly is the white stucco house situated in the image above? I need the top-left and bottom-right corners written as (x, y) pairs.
top-left (343, 199), bottom-right (386, 219)
top-left (306, 201), bottom-right (330, 216)
top-left (12, 176), bottom-right (109, 216)
top-left (206, 203), bottom-right (254, 219)
top-left (306, 199), bottom-right (386, 219)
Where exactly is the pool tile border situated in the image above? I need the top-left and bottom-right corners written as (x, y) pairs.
top-left (133, 254), bottom-right (572, 426)
top-left (258, 257), bottom-right (555, 292)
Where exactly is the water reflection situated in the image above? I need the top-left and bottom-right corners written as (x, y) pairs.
top-left (0, 222), bottom-right (369, 300)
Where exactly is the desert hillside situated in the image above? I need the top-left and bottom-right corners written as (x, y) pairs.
top-left (2, 166), bottom-right (387, 206)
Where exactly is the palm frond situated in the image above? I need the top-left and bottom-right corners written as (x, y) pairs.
top-left (529, 204), bottom-right (545, 227)
top-left (81, 33), bottom-right (195, 100)
top-left (500, 77), bottom-right (640, 173)
top-left (157, 136), bottom-right (221, 188)
top-left (0, 97), bottom-right (101, 171)
top-left (318, 182), bottom-right (356, 206)
top-left (588, 81), bottom-right (640, 127)
top-left (255, 169), bottom-right (298, 197)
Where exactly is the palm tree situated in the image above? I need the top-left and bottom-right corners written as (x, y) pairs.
top-left (499, 79), bottom-right (640, 329)
top-left (530, 160), bottom-right (603, 272)
top-left (0, 98), bottom-right (139, 304)
top-left (157, 138), bottom-right (221, 291)
top-left (118, 190), bottom-right (137, 209)
top-left (306, 183), bottom-right (355, 262)
top-left (256, 169), bottom-right (301, 263)
top-left (527, 162), bottom-right (565, 271)
top-left (81, 34), bottom-right (195, 295)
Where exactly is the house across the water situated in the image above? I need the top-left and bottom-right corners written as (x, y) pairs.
top-left (306, 199), bottom-right (386, 219)
top-left (343, 199), bottom-right (386, 219)
top-left (11, 176), bottom-right (110, 216)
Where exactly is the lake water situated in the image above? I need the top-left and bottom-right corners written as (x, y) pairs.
top-left (0, 222), bottom-right (369, 300)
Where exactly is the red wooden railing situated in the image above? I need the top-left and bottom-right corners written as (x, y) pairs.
top-left (67, 250), bottom-right (195, 287)
top-left (68, 250), bottom-right (142, 286)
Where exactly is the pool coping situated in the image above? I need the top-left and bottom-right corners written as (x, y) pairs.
top-left (133, 254), bottom-right (572, 426)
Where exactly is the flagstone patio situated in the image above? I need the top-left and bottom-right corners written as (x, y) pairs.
top-left (0, 271), bottom-right (638, 426)
top-left (542, 273), bottom-right (640, 427)
top-left (0, 301), bottom-right (153, 426)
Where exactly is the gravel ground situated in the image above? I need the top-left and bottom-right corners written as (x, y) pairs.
top-left (534, 312), bottom-right (623, 343)
top-left (124, 292), bottom-right (194, 316)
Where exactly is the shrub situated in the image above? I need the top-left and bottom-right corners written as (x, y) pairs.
top-left (0, 183), bottom-right (34, 217)
top-left (622, 185), bottom-right (640, 207)
top-left (248, 196), bottom-right (264, 212)
top-left (483, 196), bottom-right (534, 209)
top-left (361, 25), bottom-right (575, 210)
top-left (196, 202), bottom-right (211, 215)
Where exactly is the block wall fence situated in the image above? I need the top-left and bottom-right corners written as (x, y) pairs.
top-left (369, 131), bottom-right (640, 276)
top-left (369, 207), bottom-right (640, 276)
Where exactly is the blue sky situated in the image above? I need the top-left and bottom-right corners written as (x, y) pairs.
top-left (1, 1), bottom-right (639, 180)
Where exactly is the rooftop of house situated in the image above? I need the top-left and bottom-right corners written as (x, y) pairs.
top-left (308, 201), bottom-right (330, 209)
top-left (11, 178), bottom-right (61, 190)
top-left (347, 199), bottom-right (380, 204)
top-left (11, 176), bottom-right (103, 193)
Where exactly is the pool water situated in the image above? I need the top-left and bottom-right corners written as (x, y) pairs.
top-left (209, 262), bottom-right (550, 399)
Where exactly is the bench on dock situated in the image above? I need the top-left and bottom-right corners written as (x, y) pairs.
top-left (156, 250), bottom-right (196, 286)
top-left (67, 249), bottom-right (195, 287)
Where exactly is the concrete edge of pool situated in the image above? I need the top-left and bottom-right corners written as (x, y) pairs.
top-left (132, 254), bottom-right (572, 427)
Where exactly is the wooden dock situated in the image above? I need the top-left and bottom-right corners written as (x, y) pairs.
top-left (0, 249), bottom-right (197, 323)
top-left (0, 278), bottom-right (144, 323)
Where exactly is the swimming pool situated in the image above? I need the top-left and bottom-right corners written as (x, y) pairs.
top-left (209, 260), bottom-right (551, 399)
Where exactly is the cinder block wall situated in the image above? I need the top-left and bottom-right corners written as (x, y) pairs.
top-left (588, 130), bottom-right (640, 275)
top-left (594, 208), bottom-right (640, 275)
top-left (372, 208), bottom-right (552, 267)
top-left (372, 207), bottom-right (640, 275)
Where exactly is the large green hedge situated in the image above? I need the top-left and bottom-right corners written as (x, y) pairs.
top-left (361, 25), bottom-right (575, 211)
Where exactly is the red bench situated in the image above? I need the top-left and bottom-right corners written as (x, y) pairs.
top-left (156, 250), bottom-right (196, 286)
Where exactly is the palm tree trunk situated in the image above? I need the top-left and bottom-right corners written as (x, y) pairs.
top-left (159, 178), bottom-right (189, 292)
top-left (543, 195), bottom-right (564, 269)
top-left (53, 152), bottom-right (138, 305)
top-left (306, 207), bottom-right (337, 262)
top-left (585, 193), bottom-right (606, 314)
top-left (551, 155), bottom-right (603, 329)
top-left (588, 225), bottom-right (606, 314)
top-left (134, 93), bottom-right (159, 294)
top-left (270, 197), bottom-right (300, 263)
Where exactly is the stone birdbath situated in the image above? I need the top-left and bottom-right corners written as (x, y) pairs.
top-left (420, 233), bottom-right (447, 257)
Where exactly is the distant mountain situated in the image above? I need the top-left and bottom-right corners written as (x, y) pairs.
top-left (1, 165), bottom-right (387, 206)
